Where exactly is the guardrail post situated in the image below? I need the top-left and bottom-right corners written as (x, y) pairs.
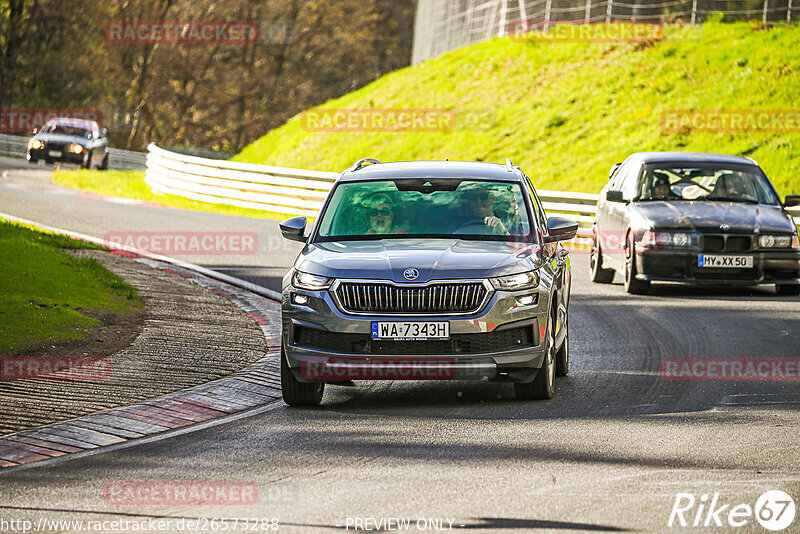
top-left (763, 0), bottom-right (769, 23)
top-left (605, 0), bottom-right (613, 24)
top-left (585, 0), bottom-right (592, 24)
top-left (544, 0), bottom-right (552, 31)
top-left (789, 0), bottom-right (793, 23)
top-left (691, 0), bottom-right (698, 24)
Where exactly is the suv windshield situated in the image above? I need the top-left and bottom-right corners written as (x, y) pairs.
top-left (316, 179), bottom-right (534, 242)
top-left (638, 164), bottom-right (779, 204)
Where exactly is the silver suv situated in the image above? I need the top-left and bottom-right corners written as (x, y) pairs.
top-left (279, 159), bottom-right (578, 406)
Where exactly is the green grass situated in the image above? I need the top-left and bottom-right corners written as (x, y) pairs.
top-left (0, 220), bottom-right (141, 353)
top-left (234, 20), bottom-right (800, 197)
top-left (52, 169), bottom-right (295, 221)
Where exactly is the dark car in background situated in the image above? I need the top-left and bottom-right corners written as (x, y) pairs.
top-left (278, 159), bottom-right (578, 406)
top-left (26, 117), bottom-right (109, 169)
top-left (591, 152), bottom-right (800, 295)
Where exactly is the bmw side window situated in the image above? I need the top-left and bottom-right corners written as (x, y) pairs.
top-left (611, 161), bottom-right (631, 190)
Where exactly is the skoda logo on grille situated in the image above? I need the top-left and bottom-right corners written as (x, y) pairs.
top-left (403, 268), bottom-right (419, 281)
top-left (720, 224), bottom-right (731, 231)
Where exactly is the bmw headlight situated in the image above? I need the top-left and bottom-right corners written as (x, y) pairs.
top-left (641, 230), bottom-right (691, 247)
top-left (28, 139), bottom-right (44, 150)
top-left (759, 234), bottom-right (793, 248)
top-left (292, 271), bottom-right (333, 290)
top-left (490, 271), bottom-right (540, 291)
top-left (68, 143), bottom-right (84, 154)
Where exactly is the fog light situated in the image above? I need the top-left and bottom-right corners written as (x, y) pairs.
top-left (291, 293), bottom-right (309, 306)
top-left (517, 295), bottom-right (536, 306)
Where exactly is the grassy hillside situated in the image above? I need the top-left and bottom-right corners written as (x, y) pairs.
top-left (234, 20), bottom-right (800, 196)
top-left (0, 220), bottom-right (140, 353)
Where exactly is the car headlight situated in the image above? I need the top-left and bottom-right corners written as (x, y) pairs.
top-left (28, 139), bottom-right (44, 150)
top-left (68, 143), bottom-right (84, 154)
top-left (292, 271), bottom-right (333, 290)
top-left (490, 271), bottom-right (540, 291)
top-left (641, 230), bottom-right (691, 247)
top-left (759, 234), bottom-right (793, 248)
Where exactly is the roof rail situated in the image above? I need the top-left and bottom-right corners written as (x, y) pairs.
top-left (505, 158), bottom-right (514, 172)
top-left (349, 158), bottom-right (382, 172)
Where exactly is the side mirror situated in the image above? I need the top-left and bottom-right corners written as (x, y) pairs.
top-left (609, 163), bottom-right (621, 179)
top-left (544, 216), bottom-right (579, 243)
top-left (784, 195), bottom-right (800, 208)
top-left (606, 190), bottom-right (626, 203)
top-left (31, 128), bottom-right (38, 135)
top-left (101, 127), bottom-right (108, 138)
top-left (280, 216), bottom-right (307, 242)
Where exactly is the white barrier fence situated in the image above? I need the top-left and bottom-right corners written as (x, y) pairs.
top-left (0, 133), bottom-right (147, 171)
top-left (145, 143), bottom-right (800, 242)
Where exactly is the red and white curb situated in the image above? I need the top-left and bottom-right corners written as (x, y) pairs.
top-left (0, 214), bottom-right (284, 469)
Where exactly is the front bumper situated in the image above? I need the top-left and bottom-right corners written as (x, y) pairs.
top-left (27, 147), bottom-right (84, 164)
top-left (281, 281), bottom-right (550, 383)
top-left (635, 247), bottom-right (800, 285)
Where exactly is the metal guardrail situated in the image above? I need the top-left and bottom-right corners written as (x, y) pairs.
top-left (145, 144), bottom-right (800, 239)
top-left (0, 133), bottom-right (146, 171)
top-left (145, 143), bottom-right (337, 217)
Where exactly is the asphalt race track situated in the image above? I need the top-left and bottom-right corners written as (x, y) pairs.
top-left (1, 158), bottom-right (799, 532)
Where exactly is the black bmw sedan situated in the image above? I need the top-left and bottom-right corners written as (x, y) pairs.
top-left (26, 117), bottom-right (109, 169)
top-left (590, 152), bottom-right (800, 295)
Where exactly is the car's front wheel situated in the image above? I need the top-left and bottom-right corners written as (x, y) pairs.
top-left (99, 153), bottom-right (109, 170)
top-left (555, 314), bottom-right (569, 377)
top-left (624, 233), bottom-right (650, 295)
top-left (515, 308), bottom-right (555, 400)
top-left (590, 230), bottom-right (615, 284)
top-left (281, 347), bottom-right (324, 407)
top-left (776, 284), bottom-right (800, 296)
top-left (81, 150), bottom-right (92, 169)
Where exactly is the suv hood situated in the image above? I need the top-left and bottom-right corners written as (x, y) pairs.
top-left (295, 238), bottom-right (541, 283)
top-left (634, 201), bottom-right (795, 234)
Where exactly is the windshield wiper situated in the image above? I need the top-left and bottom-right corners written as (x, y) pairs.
top-left (706, 195), bottom-right (759, 204)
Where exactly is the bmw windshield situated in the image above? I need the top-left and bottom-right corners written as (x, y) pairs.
top-left (638, 164), bottom-right (780, 204)
top-left (315, 179), bottom-right (535, 242)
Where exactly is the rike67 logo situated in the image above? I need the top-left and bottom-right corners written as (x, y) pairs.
top-left (669, 491), bottom-right (795, 531)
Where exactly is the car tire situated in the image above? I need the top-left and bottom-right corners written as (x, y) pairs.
top-left (81, 150), bottom-right (91, 169)
top-left (99, 154), bottom-right (109, 170)
top-left (281, 347), bottom-right (324, 407)
top-left (555, 314), bottom-right (569, 377)
top-left (590, 230), bottom-right (615, 284)
top-left (776, 284), bottom-right (800, 296)
top-left (624, 233), bottom-right (650, 295)
top-left (515, 307), bottom-right (555, 400)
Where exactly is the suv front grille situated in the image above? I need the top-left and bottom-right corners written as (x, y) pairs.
top-left (335, 281), bottom-right (487, 314)
top-left (294, 325), bottom-right (535, 355)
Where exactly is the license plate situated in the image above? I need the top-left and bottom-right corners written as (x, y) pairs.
top-left (372, 321), bottom-right (449, 340)
top-left (48, 150), bottom-right (61, 158)
top-left (698, 255), bottom-right (753, 268)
